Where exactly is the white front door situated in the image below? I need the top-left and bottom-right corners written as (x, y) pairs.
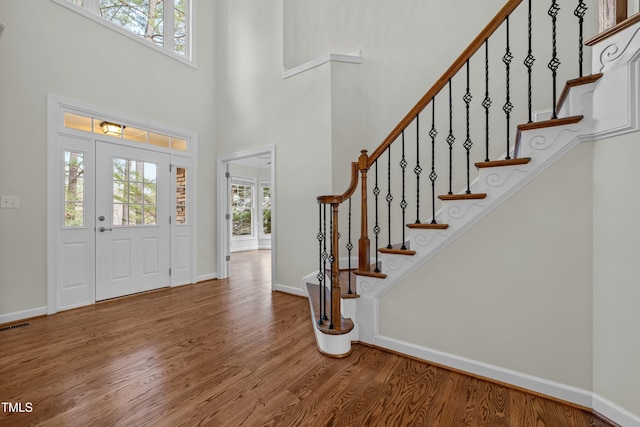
top-left (95, 141), bottom-right (170, 301)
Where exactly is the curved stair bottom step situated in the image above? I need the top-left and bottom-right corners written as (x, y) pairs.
top-left (306, 283), bottom-right (356, 358)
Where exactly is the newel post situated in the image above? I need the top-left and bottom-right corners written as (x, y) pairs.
top-left (599, 0), bottom-right (628, 32)
top-left (358, 150), bottom-right (370, 272)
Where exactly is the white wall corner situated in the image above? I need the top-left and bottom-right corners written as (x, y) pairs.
top-left (282, 50), bottom-right (362, 79)
top-left (196, 273), bottom-right (218, 282)
top-left (274, 283), bottom-right (307, 297)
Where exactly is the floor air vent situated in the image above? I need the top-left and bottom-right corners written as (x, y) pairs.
top-left (0, 322), bottom-right (31, 333)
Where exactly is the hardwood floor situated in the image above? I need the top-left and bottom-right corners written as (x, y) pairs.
top-left (0, 250), bottom-right (613, 426)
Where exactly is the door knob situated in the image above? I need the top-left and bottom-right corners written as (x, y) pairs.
top-left (99, 227), bottom-right (112, 232)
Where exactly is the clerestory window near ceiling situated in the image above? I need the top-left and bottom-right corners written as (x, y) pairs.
top-left (52, 0), bottom-right (192, 63)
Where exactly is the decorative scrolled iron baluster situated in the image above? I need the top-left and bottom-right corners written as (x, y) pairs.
top-left (414, 115), bottom-right (422, 224)
top-left (463, 60), bottom-right (473, 194)
top-left (373, 161), bottom-right (381, 272)
top-left (386, 147), bottom-right (393, 249)
top-left (574, 0), bottom-right (588, 78)
top-left (328, 207), bottom-right (335, 329)
top-left (400, 131), bottom-right (408, 249)
top-left (346, 197), bottom-right (353, 294)
top-left (525, 0), bottom-right (535, 123)
top-left (317, 203), bottom-right (325, 325)
top-left (429, 99), bottom-right (438, 224)
top-left (321, 204), bottom-right (328, 321)
top-left (503, 15), bottom-right (514, 159)
top-left (447, 80), bottom-right (455, 195)
top-left (483, 40), bottom-right (492, 161)
top-left (549, 0), bottom-right (561, 119)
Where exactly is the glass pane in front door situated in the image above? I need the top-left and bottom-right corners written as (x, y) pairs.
top-left (112, 158), bottom-right (158, 226)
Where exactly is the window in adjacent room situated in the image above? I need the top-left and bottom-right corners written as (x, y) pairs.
top-left (260, 181), bottom-right (271, 237)
top-left (231, 179), bottom-right (255, 238)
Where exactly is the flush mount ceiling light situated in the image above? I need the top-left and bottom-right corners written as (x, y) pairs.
top-left (100, 121), bottom-right (125, 136)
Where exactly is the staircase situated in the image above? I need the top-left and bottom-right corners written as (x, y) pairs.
top-left (305, 0), bottom-right (640, 371)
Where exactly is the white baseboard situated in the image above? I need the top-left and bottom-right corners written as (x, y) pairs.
top-left (374, 335), bottom-right (593, 409)
top-left (0, 306), bottom-right (47, 325)
top-left (197, 273), bottom-right (218, 282)
top-left (593, 393), bottom-right (640, 427)
top-left (274, 283), bottom-right (307, 297)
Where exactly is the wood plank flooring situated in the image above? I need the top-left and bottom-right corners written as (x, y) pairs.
top-left (0, 250), bottom-right (614, 426)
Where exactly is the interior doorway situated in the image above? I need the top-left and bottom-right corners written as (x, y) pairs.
top-left (217, 146), bottom-right (275, 288)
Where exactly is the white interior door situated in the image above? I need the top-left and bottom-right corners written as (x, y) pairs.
top-left (95, 141), bottom-right (170, 301)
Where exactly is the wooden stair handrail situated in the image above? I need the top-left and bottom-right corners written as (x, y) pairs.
top-left (367, 0), bottom-right (523, 167)
top-left (317, 160), bottom-right (360, 205)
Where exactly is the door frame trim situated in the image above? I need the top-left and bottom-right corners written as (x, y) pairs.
top-left (47, 94), bottom-right (198, 314)
top-left (217, 146), bottom-right (276, 288)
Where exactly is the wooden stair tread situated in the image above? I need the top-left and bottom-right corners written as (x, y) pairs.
top-left (353, 269), bottom-right (387, 279)
top-left (438, 193), bottom-right (487, 201)
top-left (407, 222), bottom-right (449, 230)
top-left (379, 242), bottom-right (415, 256)
top-left (306, 283), bottom-right (354, 335)
top-left (322, 269), bottom-right (360, 298)
top-left (517, 115), bottom-right (583, 132)
top-left (475, 157), bottom-right (531, 169)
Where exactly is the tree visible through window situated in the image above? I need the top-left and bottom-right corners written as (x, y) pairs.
top-left (64, 151), bottom-right (85, 227)
top-left (59, 0), bottom-right (189, 59)
top-left (112, 158), bottom-right (157, 225)
top-left (261, 184), bottom-right (271, 235)
top-left (231, 183), bottom-right (253, 237)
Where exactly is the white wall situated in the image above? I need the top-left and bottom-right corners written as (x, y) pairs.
top-left (0, 0), bottom-right (217, 316)
top-left (593, 132), bottom-right (640, 417)
top-left (215, 0), bottom-right (334, 291)
top-left (379, 143), bottom-right (594, 390)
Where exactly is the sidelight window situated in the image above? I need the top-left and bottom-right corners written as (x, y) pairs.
top-left (175, 167), bottom-right (187, 224)
top-left (64, 151), bottom-right (85, 227)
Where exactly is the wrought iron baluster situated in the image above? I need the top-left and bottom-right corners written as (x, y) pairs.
top-left (549, 0), bottom-right (561, 119)
top-left (483, 40), bottom-right (492, 161)
top-left (328, 208), bottom-right (334, 329)
top-left (447, 80), bottom-right (455, 195)
top-left (429, 98), bottom-right (438, 224)
top-left (400, 131), bottom-right (407, 249)
top-left (317, 203), bottom-right (324, 325)
top-left (463, 60), bottom-right (473, 194)
top-left (386, 147), bottom-right (393, 249)
top-left (574, 0), bottom-right (587, 78)
top-left (414, 115), bottom-right (421, 224)
top-left (525, 0), bottom-right (535, 123)
top-left (321, 204), bottom-right (328, 321)
top-left (347, 197), bottom-right (353, 294)
top-left (373, 161), bottom-right (381, 272)
top-left (503, 15), bottom-right (514, 159)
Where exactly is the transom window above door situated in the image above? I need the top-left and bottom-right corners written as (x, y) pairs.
top-left (52, 0), bottom-right (192, 63)
top-left (63, 111), bottom-right (189, 152)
